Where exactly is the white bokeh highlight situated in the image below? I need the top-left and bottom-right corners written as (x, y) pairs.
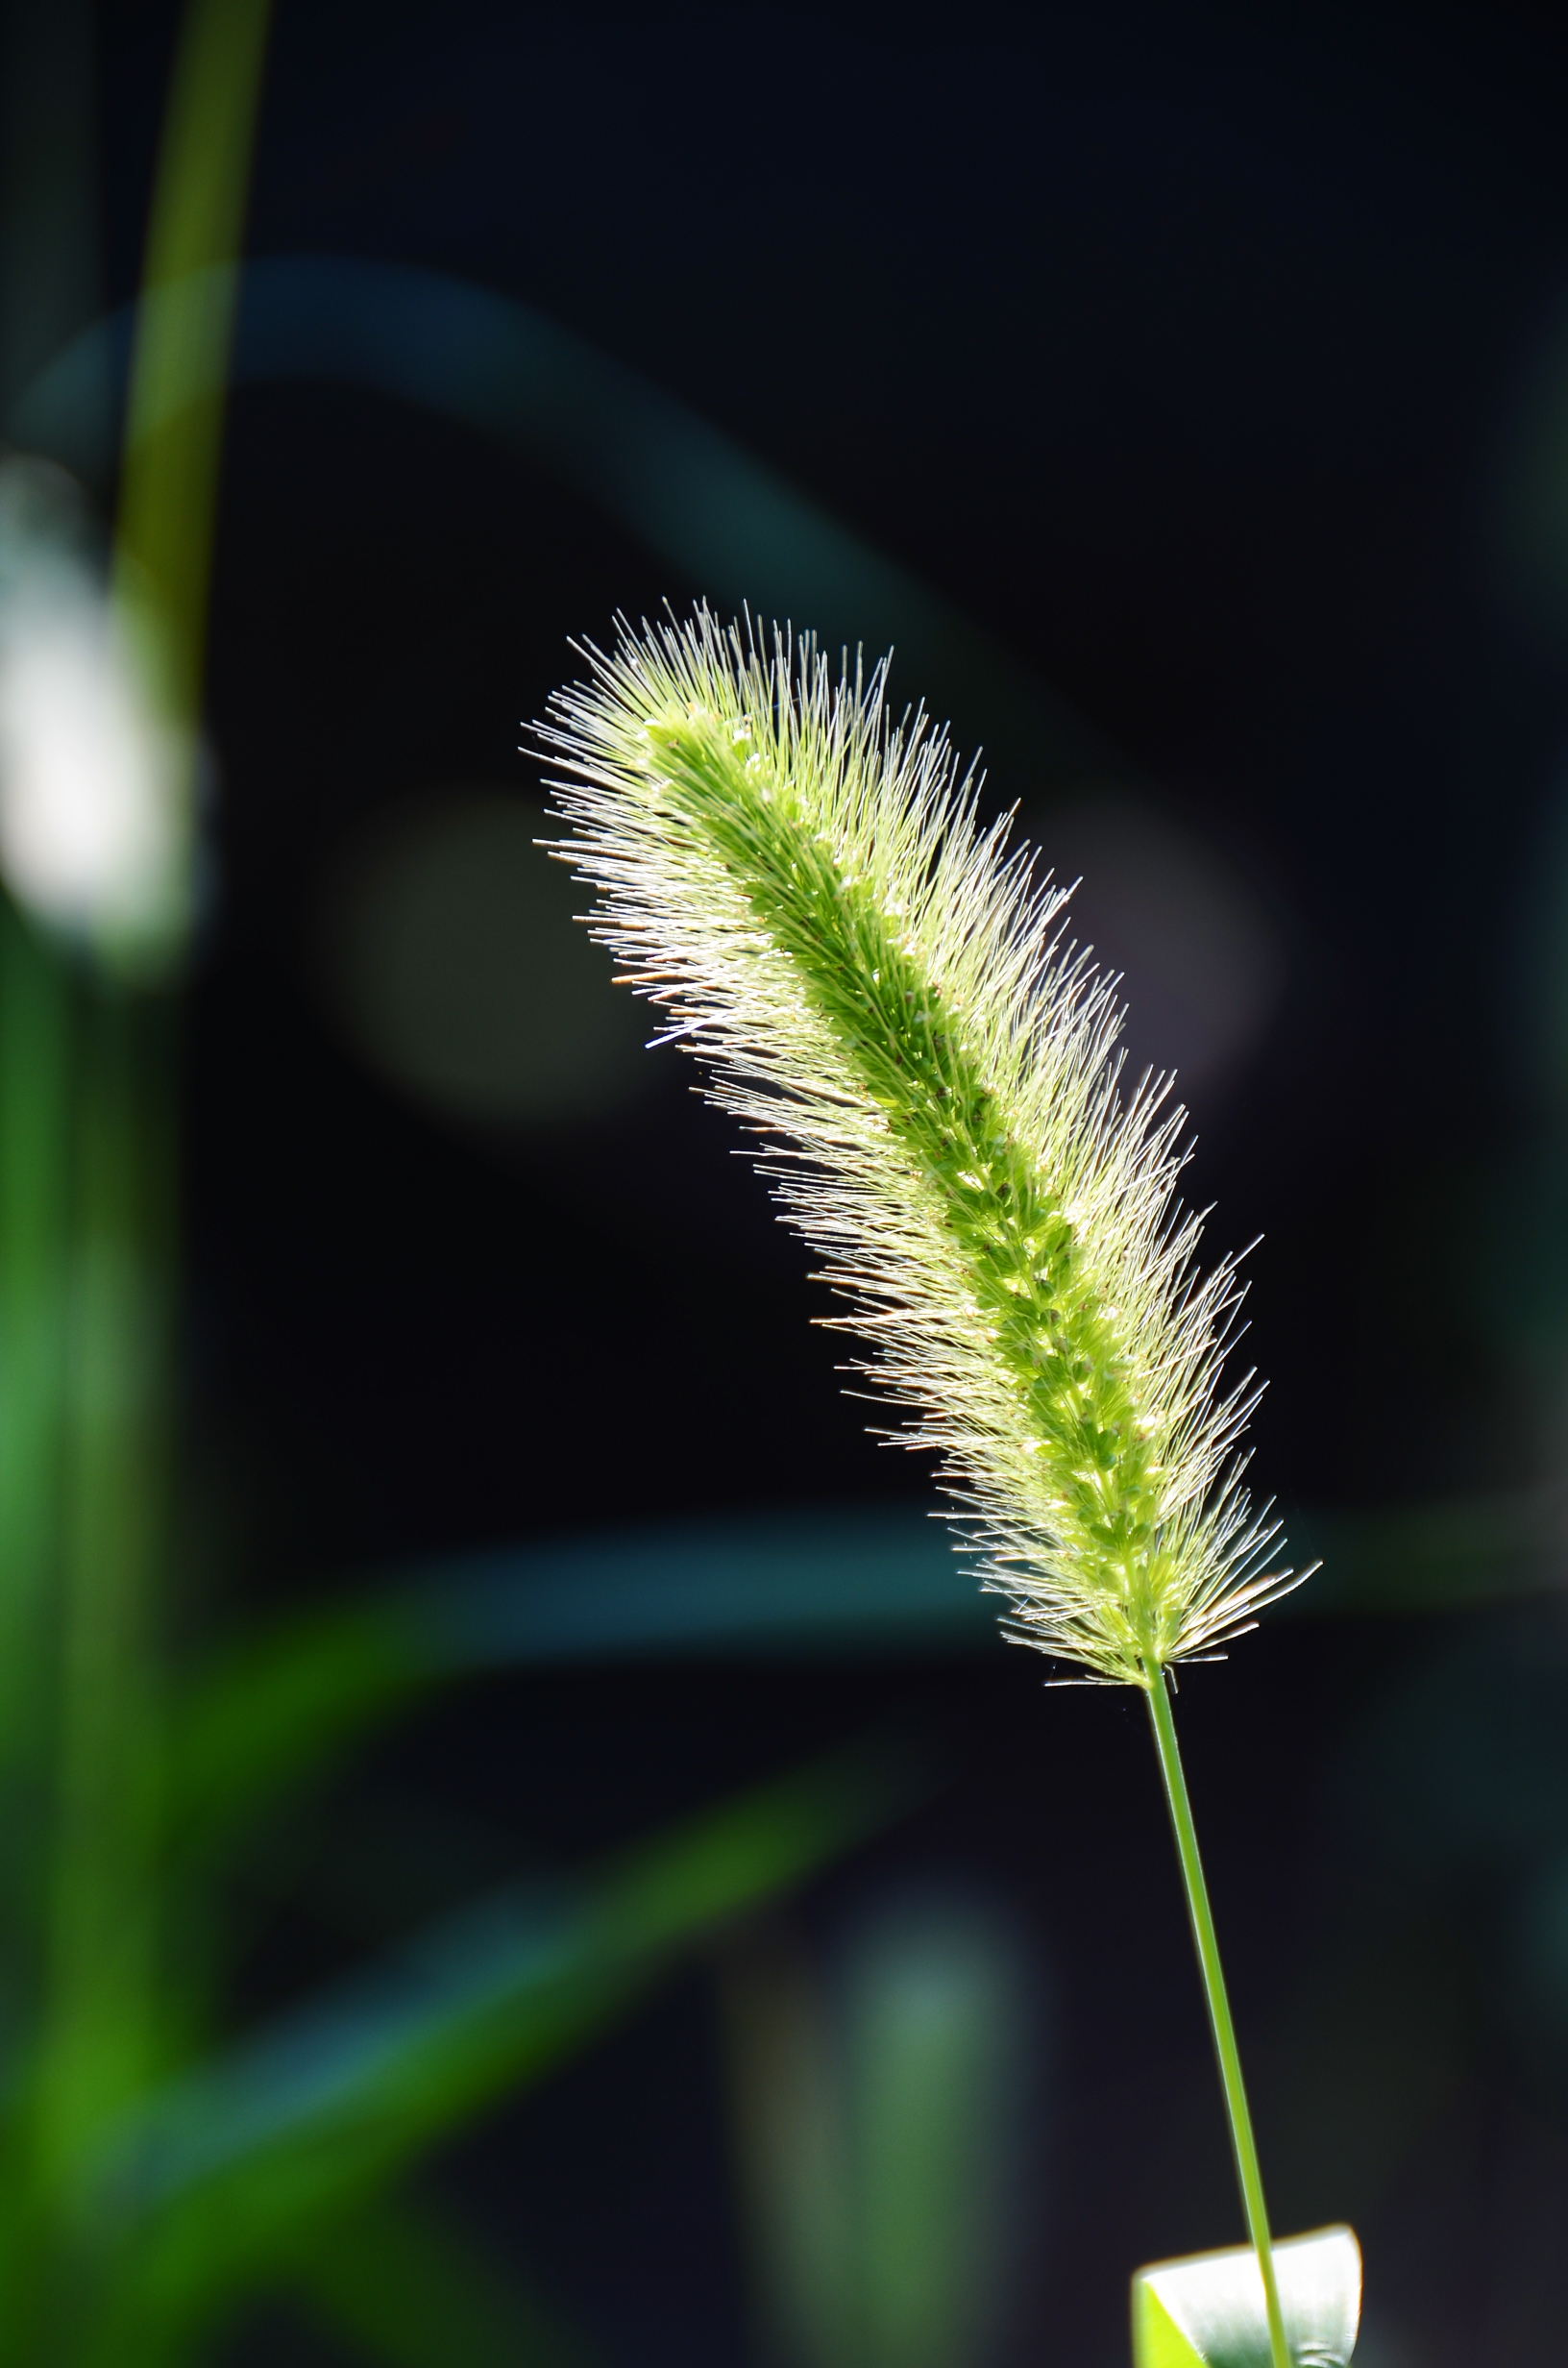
top-left (0, 457), bottom-right (185, 956)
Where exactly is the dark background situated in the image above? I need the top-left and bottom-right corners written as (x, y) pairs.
top-left (63, 1), bottom-right (1568, 2360)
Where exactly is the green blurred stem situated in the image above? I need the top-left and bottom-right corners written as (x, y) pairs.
top-left (110, 0), bottom-right (273, 967)
top-left (113, 0), bottom-right (271, 730)
top-left (38, 0), bottom-right (274, 2173)
top-left (1143, 1670), bottom-right (1289, 2368)
top-left (38, 986), bottom-right (174, 2207)
top-left (0, 908), bottom-right (71, 1803)
top-left (7, 0), bottom-right (271, 2335)
top-left (35, 0), bottom-right (272, 2208)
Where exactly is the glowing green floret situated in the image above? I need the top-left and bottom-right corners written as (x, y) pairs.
top-left (539, 610), bottom-right (1309, 1683)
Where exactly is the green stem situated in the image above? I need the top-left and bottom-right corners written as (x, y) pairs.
top-left (1143, 1669), bottom-right (1290, 2368)
top-left (0, 906), bottom-right (71, 1809)
top-left (113, 0), bottom-right (273, 698)
top-left (37, 986), bottom-right (172, 2219)
top-left (107, 0), bottom-right (273, 974)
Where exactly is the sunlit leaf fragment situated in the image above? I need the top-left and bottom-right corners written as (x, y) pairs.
top-left (1131, 2226), bottom-right (1360, 2368)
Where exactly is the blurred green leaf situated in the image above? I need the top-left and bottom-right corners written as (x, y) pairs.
top-left (99, 1741), bottom-right (920, 2340)
top-left (1284, 1491), bottom-right (1568, 1617)
top-left (289, 2190), bottom-right (598, 2368)
top-left (724, 1890), bottom-right (1029, 2368)
top-left (160, 1604), bottom-right (425, 1862)
top-left (164, 1480), bottom-right (1568, 1888)
top-left (156, 1482), bottom-right (1568, 1912)
top-left (158, 1510), bottom-right (971, 1861)
top-left (394, 1511), bottom-right (983, 1664)
top-left (1130, 2227), bottom-right (1360, 2368)
top-left (847, 1901), bottom-right (1024, 2368)
top-left (15, 259), bottom-right (1117, 809)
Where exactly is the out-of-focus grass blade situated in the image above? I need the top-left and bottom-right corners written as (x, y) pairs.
top-left (288, 2190), bottom-right (600, 2368)
top-left (1130, 2227), bottom-right (1361, 2368)
top-left (161, 1604), bottom-right (426, 1862)
top-left (13, 259), bottom-right (1112, 803)
top-left (102, 1743), bottom-right (920, 2332)
top-left (721, 1930), bottom-right (850, 2368)
top-left (165, 1487), bottom-right (1568, 1867)
top-left (399, 1509), bottom-right (983, 1665)
top-left (845, 1897), bottom-right (1027, 2368)
top-left (159, 1510), bottom-right (976, 1860)
top-left (113, 0), bottom-right (271, 756)
top-left (724, 1889), bottom-right (1031, 2368)
top-left (1284, 1490), bottom-right (1568, 1616)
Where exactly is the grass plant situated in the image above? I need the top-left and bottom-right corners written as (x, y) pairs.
top-left (542, 609), bottom-right (1328, 2366)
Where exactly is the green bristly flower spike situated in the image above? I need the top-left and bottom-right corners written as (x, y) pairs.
top-left (538, 608), bottom-right (1330, 2368)
top-left (540, 609), bottom-right (1305, 1678)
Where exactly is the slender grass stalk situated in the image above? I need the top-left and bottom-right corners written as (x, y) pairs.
top-left (1146, 1672), bottom-right (1289, 2368)
top-left (0, 905), bottom-right (69, 1807)
top-left (112, 0), bottom-right (272, 730)
top-left (37, 986), bottom-right (173, 2218)
top-left (541, 610), bottom-right (1314, 2360)
top-left (109, 0), bottom-right (272, 976)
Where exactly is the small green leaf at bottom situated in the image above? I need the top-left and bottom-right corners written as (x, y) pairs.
top-left (1131, 2226), bottom-right (1360, 2368)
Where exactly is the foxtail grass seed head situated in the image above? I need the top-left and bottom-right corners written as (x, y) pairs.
top-left (537, 610), bottom-right (1311, 1686)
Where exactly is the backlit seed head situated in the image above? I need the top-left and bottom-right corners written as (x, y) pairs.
top-left (536, 608), bottom-right (1311, 1684)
